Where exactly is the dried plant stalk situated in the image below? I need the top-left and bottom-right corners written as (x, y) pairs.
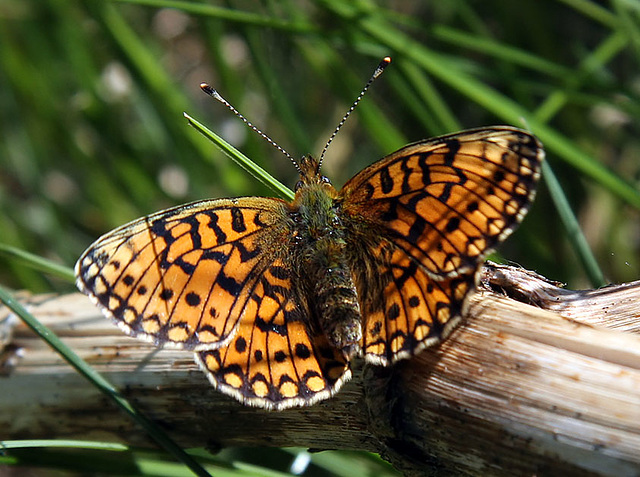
top-left (2, 263), bottom-right (640, 476)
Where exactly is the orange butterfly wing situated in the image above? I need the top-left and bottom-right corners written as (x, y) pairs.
top-left (342, 127), bottom-right (543, 278)
top-left (195, 259), bottom-right (350, 409)
top-left (340, 127), bottom-right (544, 363)
top-left (76, 197), bottom-right (350, 407)
top-left (76, 197), bottom-right (300, 348)
top-left (356, 242), bottom-right (474, 364)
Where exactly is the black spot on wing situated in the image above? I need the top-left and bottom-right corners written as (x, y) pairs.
top-left (185, 292), bottom-right (201, 307)
top-left (386, 303), bottom-right (400, 320)
top-left (380, 166), bottom-right (394, 194)
top-left (231, 207), bottom-right (247, 233)
top-left (159, 288), bottom-right (174, 300)
top-left (443, 138), bottom-right (461, 165)
top-left (235, 336), bottom-right (247, 353)
top-left (445, 217), bottom-right (460, 233)
top-left (206, 212), bottom-right (227, 243)
top-left (294, 343), bottom-right (311, 359)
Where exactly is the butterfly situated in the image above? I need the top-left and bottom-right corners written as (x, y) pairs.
top-left (76, 120), bottom-right (543, 410)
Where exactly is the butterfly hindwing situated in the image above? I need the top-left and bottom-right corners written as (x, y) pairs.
top-left (196, 259), bottom-right (350, 409)
top-left (357, 242), bottom-right (474, 365)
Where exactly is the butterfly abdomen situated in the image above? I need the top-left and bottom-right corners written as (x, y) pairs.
top-left (313, 241), bottom-right (362, 358)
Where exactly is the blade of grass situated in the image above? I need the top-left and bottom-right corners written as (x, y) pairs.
top-left (527, 31), bottom-right (625, 286)
top-left (558, 0), bottom-right (618, 27)
top-left (1, 440), bottom-right (129, 451)
top-left (542, 161), bottom-right (606, 287)
top-left (613, 0), bottom-right (640, 58)
top-left (113, 0), bottom-right (317, 33)
top-left (293, 42), bottom-right (407, 153)
top-left (0, 244), bottom-right (76, 283)
top-left (1, 441), bottom-right (266, 477)
top-left (243, 26), bottom-right (313, 155)
top-left (88, 2), bottom-right (210, 159)
top-left (393, 59), bottom-right (462, 134)
top-left (431, 26), bottom-right (575, 80)
top-left (304, 449), bottom-right (400, 477)
top-left (0, 287), bottom-right (212, 477)
top-left (534, 30), bottom-right (628, 124)
top-left (185, 113), bottom-right (294, 201)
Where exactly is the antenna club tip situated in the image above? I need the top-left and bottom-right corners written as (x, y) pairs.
top-left (200, 83), bottom-right (215, 94)
top-left (373, 57), bottom-right (392, 78)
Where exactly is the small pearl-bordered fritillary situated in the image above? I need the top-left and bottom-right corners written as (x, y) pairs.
top-left (76, 58), bottom-right (543, 410)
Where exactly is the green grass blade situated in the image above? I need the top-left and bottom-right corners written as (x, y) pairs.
top-left (0, 440), bottom-right (129, 451)
top-left (185, 113), bottom-right (294, 201)
top-left (2, 441), bottom-right (275, 476)
top-left (431, 26), bottom-right (575, 80)
top-left (243, 29), bottom-right (314, 155)
top-left (534, 31), bottom-right (628, 124)
top-left (0, 244), bottom-right (75, 283)
top-left (542, 162), bottom-right (606, 287)
top-left (0, 287), bottom-right (212, 477)
top-left (558, 0), bottom-right (618, 27)
top-left (89, 2), bottom-right (211, 159)
top-left (393, 59), bottom-right (462, 134)
top-left (113, 0), bottom-right (317, 33)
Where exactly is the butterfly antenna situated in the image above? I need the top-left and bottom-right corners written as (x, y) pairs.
top-left (200, 83), bottom-right (301, 174)
top-left (317, 56), bottom-right (392, 169)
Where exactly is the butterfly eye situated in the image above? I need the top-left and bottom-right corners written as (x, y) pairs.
top-left (294, 180), bottom-right (304, 191)
top-left (321, 176), bottom-right (331, 185)
top-left (290, 211), bottom-right (302, 224)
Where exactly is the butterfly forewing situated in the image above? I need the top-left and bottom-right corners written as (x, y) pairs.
top-left (76, 197), bottom-right (293, 350)
top-left (341, 127), bottom-right (543, 279)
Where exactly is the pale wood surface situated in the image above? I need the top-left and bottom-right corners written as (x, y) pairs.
top-left (2, 263), bottom-right (640, 476)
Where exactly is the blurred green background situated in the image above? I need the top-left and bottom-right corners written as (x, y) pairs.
top-left (1, 0), bottom-right (640, 475)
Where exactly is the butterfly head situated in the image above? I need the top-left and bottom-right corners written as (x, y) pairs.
top-left (294, 155), bottom-right (332, 192)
